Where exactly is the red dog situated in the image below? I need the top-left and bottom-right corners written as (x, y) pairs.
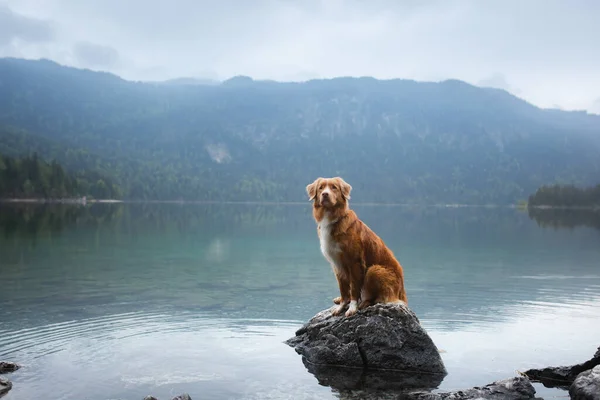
top-left (306, 177), bottom-right (408, 317)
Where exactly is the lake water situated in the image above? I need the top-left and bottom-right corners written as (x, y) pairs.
top-left (1, 203), bottom-right (599, 400)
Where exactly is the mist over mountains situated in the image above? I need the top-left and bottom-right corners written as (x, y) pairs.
top-left (1, 57), bottom-right (599, 204)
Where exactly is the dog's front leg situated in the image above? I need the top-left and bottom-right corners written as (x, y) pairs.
top-left (331, 272), bottom-right (350, 316)
top-left (345, 263), bottom-right (365, 317)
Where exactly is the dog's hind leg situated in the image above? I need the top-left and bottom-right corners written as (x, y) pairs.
top-left (359, 265), bottom-right (405, 309)
top-left (357, 266), bottom-right (378, 310)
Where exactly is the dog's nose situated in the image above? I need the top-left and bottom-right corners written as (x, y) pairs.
top-left (322, 192), bottom-right (329, 197)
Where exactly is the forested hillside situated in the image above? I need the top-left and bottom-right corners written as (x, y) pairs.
top-left (1, 57), bottom-right (599, 204)
top-left (528, 184), bottom-right (600, 208)
top-left (0, 153), bottom-right (121, 200)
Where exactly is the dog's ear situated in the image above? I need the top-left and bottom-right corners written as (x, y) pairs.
top-left (306, 178), bottom-right (322, 201)
top-left (335, 177), bottom-right (352, 200)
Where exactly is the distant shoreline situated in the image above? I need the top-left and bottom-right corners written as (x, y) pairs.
top-left (0, 198), bottom-right (123, 204)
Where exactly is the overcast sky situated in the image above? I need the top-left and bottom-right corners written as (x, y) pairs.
top-left (1, 0), bottom-right (599, 113)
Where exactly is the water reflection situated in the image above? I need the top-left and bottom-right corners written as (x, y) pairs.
top-left (2, 202), bottom-right (599, 241)
top-left (528, 207), bottom-right (600, 231)
top-left (302, 358), bottom-right (446, 399)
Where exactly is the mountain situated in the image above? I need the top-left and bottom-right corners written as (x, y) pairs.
top-left (0, 57), bottom-right (599, 204)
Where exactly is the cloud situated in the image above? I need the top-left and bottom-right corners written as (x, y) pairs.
top-left (591, 98), bottom-right (600, 115)
top-left (478, 73), bottom-right (512, 91)
top-left (1, 0), bottom-right (599, 112)
top-left (0, 4), bottom-right (55, 45)
top-left (477, 73), bottom-right (521, 96)
top-left (73, 41), bottom-right (119, 68)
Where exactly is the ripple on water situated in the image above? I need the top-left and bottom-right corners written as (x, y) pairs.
top-left (0, 312), bottom-right (168, 357)
top-left (0, 311), bottom-right (315, 400)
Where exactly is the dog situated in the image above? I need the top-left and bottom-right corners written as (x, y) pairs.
top-left (306, 177), bottom-right (408, 317)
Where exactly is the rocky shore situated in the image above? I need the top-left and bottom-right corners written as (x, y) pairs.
top-left (285, 302), bottom-right (599, 400)
top-left (523, 346), bottom-right (600, 400)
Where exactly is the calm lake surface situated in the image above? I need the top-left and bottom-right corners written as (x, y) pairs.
top-left (1, 203), bottom-right (599, 400)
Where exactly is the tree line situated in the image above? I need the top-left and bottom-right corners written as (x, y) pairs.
top-left (528, 183), bottom-right (600, 208)
top-left (0, 152), bottom-right (122, 200)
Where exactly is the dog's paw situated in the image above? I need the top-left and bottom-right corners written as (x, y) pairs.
top-left (331, 303), bottom-right (347, 316)
top-left (332, 296), bottom-right (342, 304)
top-left (345, 300), bottom-right (358, 317)
top-left (358, 299), bottom-right (372, 310)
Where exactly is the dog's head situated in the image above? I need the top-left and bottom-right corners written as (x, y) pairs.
top-left (306, 177), bottom-right (352, 209)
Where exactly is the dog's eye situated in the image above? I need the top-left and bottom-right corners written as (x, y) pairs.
top-left (331, 186), bottom-right (337, 190)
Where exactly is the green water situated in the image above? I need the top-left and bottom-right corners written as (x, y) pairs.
top-left (1, 203), bottom-right (599, 399)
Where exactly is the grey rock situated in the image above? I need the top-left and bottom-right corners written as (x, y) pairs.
top-left (0, 376), bottom-right (12, 397)
top-left (406, 377), bottom-right (537, 400)
top-left (286, 303), bottom-right (446, 377)
top-left (0, 362), bottom-right (20, 374)
top-left (143, 397), bottom-right (158, 400)
top-left (569, 365), bottom-right (600, 400)
top-left (171, 395), bottom-right (192, 400)
top-left (523, 346), bottom-right (600, 388)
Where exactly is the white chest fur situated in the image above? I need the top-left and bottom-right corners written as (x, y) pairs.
top-left (319, 216), bottom-right (343, 275)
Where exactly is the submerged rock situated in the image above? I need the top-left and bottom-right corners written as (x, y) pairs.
top-left (523, 346), bottom-right (600, 389)
top-left (285, 302), bottom-right (447, 376)
top-left (569, 365), bottom-right (600, 400)
top-left (406, 377), bottom-right (538, 400)
top-left (0, 377), bottom-right (11, 397)
top-left (0, 362), bottom-right (20, 374)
